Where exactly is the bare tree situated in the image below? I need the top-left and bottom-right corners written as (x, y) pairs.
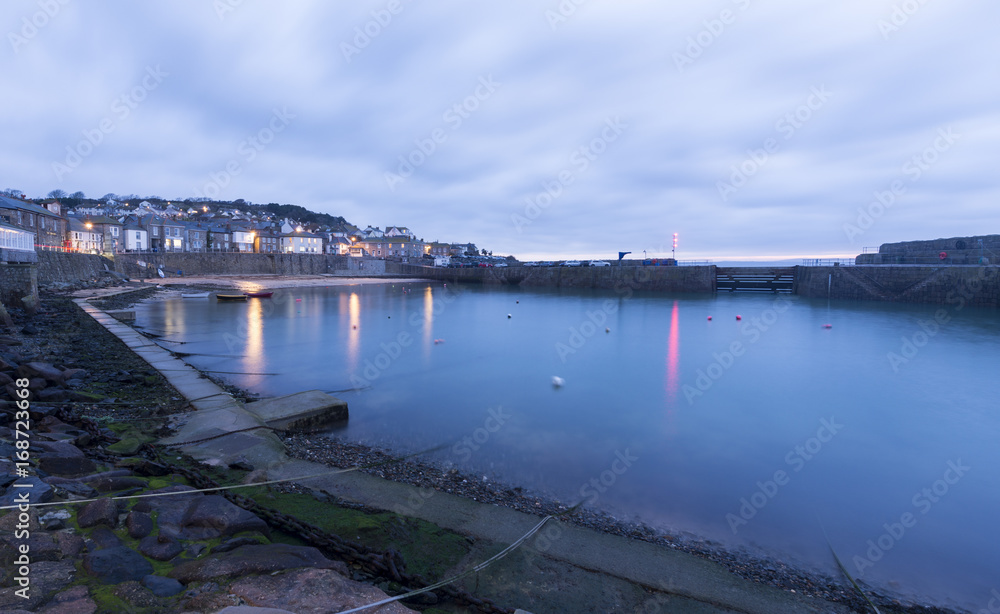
top-left (47, 189), bottom-right (67, 199)
top-left (1, 188), bottom-right (24, 198)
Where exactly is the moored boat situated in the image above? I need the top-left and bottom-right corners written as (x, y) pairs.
top-left (181, 292), bottom-right (210, 298)
top-left (216, 294), bottom-right (248, 301)
top-left (243, 291), bottom-right (274, 298)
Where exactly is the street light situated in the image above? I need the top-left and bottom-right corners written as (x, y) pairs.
top-left (672, 233), bottom-right (678, 260)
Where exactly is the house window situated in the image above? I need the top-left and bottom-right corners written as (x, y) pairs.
top-left (153, 227), bottom-right (159, 236)
top-left (135, 231), bottom-right (141, 242)
top-left (111, 227), bottom-right (118, 236)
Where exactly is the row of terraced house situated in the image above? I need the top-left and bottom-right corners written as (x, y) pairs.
top-left (0, 196), bottom-right (480, 262)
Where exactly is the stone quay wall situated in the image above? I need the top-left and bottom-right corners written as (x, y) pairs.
top-left (394, 263), bottom-right (718, 293)
top-left (794, 265), bottom-right (1000, 307)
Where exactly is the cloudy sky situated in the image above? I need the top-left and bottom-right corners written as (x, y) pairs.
top-left (2, 1), bottom-right (997, 261)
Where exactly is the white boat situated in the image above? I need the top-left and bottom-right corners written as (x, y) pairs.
top-left (181, 292), bottom-right (210, 298)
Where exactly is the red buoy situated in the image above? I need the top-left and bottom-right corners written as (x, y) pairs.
top-left (822, 324), bottom-right (833, 329)
top-left (736, 315), bottom-right (742, 321)
top-left (707, 316), bottom-right (712, 321)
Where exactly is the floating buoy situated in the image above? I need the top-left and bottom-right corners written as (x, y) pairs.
top-left (295, 298), bottom-right (302, 302)
top-left (822, 323), bottom-right (833, 329)
top-left (736, 315), bottom-right (742, 321)
top-left (605, 327), bottom-right (610, 333)
top-left (507, 314), bottom-right (511, 319)
top-left (707, 316), bottom-right (712, 321)
top-left (551, 376), bottom-right (565, 388)
top-left (516, 300), bottom-right (519, 304)
top-left (352, 325), bottom-right (357, 330)
top-left (434, 338), bottom-right (445, 344)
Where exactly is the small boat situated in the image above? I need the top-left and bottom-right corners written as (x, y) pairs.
top-left (216, 294), bottom-right (248, 301)
top-left (181, 292), bottom-right (210, 299)
top-left (243, 291), bottom-right (274, 298)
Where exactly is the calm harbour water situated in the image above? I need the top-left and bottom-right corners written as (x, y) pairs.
top-left (135, 282), bottom-right (1000, 611)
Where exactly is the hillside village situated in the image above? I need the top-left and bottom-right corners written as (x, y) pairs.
top-left (0, 190), bottom-right (488, 264)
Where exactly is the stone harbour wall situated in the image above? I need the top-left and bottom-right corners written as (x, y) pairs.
top-left (794, 265), bottom-right (1000, 306)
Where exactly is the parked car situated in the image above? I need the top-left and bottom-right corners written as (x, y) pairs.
top-left (523, 261), bottom-right (538, 267)
top-left (495, 262), bottom-right (508, 267)
top-left (561, 261), bottom-right (582, 267)
top-left (589, 260), bottom-right (611, 267)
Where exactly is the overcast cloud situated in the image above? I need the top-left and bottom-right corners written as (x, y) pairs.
top-left (2, 0), bottom-right (997, 260)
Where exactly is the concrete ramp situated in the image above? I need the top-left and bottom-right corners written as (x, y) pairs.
top-left (245, 390), bottom-right (348, 432)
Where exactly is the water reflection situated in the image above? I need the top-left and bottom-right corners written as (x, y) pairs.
top-left (244, 297), bottom-right (264, 385)
top-left (422, 285), bottom-right (434, 361)
top-left (665, 300), bottom-right (680, 403)
top-left (347, 292), bottom-right (360, 371)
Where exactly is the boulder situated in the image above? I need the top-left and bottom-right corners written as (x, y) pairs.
top-left (35, 585), bottom-right (96, 614)
top-left (0, 560), bottom-right (76, 611)
top-left (228, 568), bottom-right (415, 614)
top-left (180, 495), bottom-right (270, 539)
top-left (77, 498), bottom-right (120, 529)
top-left (88, 475), bottom-right (148, 493)
top-left (167, 544), bottom-right (340, 583)
top-left (82, 546), bottom-right (153, 584)
top-left (36, 387), bottom-right (69, 403)
top-left (57, 532), bottom-right (85, 558)
top-left (16, 362), bottom-right (63, 382)
top-left (138, 533), bottom-right (183, 561)
top-left (141, 575), bottom-right (184, 598)
top-left (0, 476), bottom-right (54, 506)
top-left (86, 527), bottom-right (124, 550)
top-left (37, 454), bottom-right (96, 478)
top-left (125, 510), bottom-right (153, 539)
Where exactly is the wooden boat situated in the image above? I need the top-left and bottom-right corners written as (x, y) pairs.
top-left (216, 294), bottom-right (248, 301)
top-left (243, 291), bottom-right (274, 298)
top-left (181, 292), bottom-right (210, 298)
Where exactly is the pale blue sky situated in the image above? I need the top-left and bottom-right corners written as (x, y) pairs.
top-left (2, 1), bottom-right (997, 260)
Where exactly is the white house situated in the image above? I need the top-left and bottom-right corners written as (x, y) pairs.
top-left (122, 225), bottom-right (149, 251)
top-left (68, 218), bottom-right (103, 253)
top-left (231, 230), bottom-right (256, 252)
top-left (0, 220), bottom-right (35, 253)
top-left (281, 231), bottom-right (322, 253)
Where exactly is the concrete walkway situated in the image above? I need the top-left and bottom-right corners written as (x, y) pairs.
top-left (75, 286), bottom-right (854, 614)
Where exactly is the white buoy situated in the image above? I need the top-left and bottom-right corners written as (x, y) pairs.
top-left (551, 376), bottom-right (565, 388)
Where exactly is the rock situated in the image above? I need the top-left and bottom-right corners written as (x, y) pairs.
top-left (114, 457), bottom-right (169, 477)
top-left (34, 440), bottom-right (85, 458)
top-left (43, 423), bottom-right (91, 447)
top-left (50, 480), bottom-right (99, 500)
top-left (141, 574), bottom-right (184, 597)
top-left (0, 507), bottom-right (38, 532)
top-left (21, 324), bottom-right (39, 335)
top-left (0, 560), bottom-right (76, 611)
top-left (112, 580), bottom-right (158, 608)
top-left (88, 476), bottom-right (149, 493)
top-left (126, 510), bottom-right (153, 538)
top-left (76, 468), bottom-right (131, 482)
top-left (16, 361), bottom-right (63, 382)
top-left (36, 585), bottom-right (96, 614)
top-left (37, 454), bottom-right (97, 478)
top-left (77, 498), bottom-right (120, 529)
top-left (168, 544), bottom-right (342, 583)
top-left (138, 533), bottom-right (183, 561)
top-left (37, 387), bottom-right (69, 402)
top-left (0, 372), bottom-right (13, 386)
top-left (180, 495), bottom-right (270, 539)
top-left (86, 527), bottom-right (123, 550)
top-left (83, 546), bottom-right (153, 584)
top-left (58, 368), bottom-right (88, 383)
top-left (57, 532), bottom-right (85, 557)
top-left (29, 377), bottom-right (48, 390)
top-left (228, 568), bottom-right (415, 614)
top-left (210, 536), bottom-right (265, 554)
top-left (1, 532), bottom-right (61, 564)
top-left (0, 476), bottom-right (54, 507)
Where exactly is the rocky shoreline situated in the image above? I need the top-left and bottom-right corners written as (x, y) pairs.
top-left (1, 284), bottom-right (964, 614)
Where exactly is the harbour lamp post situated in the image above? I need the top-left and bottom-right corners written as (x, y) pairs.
top-left (672, 233), bottom-right (678, 260)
